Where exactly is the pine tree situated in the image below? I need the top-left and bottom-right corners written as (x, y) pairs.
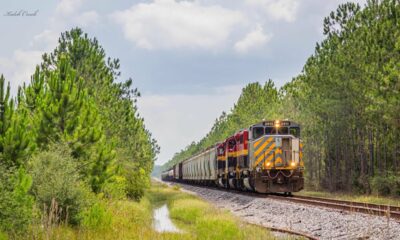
top-left (0, 75), bottom-right (35, 167)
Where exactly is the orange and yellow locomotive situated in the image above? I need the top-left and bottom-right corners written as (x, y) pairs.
top-left (162, 120), bottom-right (304, 194)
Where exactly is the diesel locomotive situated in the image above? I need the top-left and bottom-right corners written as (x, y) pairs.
top-left (162, 120), bottom-right (304, 194)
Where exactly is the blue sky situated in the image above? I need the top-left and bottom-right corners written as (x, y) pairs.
top-left (0, 0), bottom-right (365, 165)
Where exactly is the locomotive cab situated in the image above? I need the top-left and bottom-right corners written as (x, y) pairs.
top-left (249, 120), bottom-right (304, 193)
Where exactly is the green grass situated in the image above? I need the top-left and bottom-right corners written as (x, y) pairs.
top-left (23, 181), bottom-right (300, 240)
top-left (147, 181), bottom-right (298, 240)
top-left (298, 190), bottom-right (400, 206)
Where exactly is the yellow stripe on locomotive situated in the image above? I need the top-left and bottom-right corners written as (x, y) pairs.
top-left (250, 121), bottom-right (304, 171)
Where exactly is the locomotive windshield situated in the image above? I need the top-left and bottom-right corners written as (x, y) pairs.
top-left (271, 127), bottom-right (288, 134)
top-left (252, 127), bottom-right (264, 139)
top-left (251, 121), bottom-right (301, 138)
top-left (265, 127), bottom-right (299, 136)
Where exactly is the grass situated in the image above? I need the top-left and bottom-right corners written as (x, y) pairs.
top-left (298, 190), bottom-right (400, 206)
top-left (147, 181), bottom-right (281, 240)
top-left (23, 181), bottom-right (301, 240)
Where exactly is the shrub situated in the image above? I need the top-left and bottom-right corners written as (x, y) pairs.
top-left (29, 144), bottom-right (93, 225)
top-left (392, 176), bottom-right (400, 197)
top-left (0, 167), bottom-right (34, 235)
top-left (371, 175), bottom-right (392, 196)
top-left (81, 202), bottom-right (112, 229)
top-left (102, 176), bottom-right (127, 200)
top-left (125, 167), bottom-right (149, 201)
top-left (0, 166), bottom-right (34, 235)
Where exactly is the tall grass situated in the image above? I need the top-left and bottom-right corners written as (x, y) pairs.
top-left (25, 182), bottom-right (286, 240)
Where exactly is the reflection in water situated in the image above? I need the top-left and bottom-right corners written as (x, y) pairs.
top-left (153, 204), bottom-right (180, 233)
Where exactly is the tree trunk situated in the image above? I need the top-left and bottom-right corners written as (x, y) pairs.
top-left (369, 129), bottom-right (374, 176)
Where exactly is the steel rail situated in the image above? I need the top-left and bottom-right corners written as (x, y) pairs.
top-left (166, 182), bottom-right (320, 239)
top-left (165, 180), bottom-right (400, 220)
top-left (269, 194), bottom-right (400, 220)
top-left (292, 195), bottom-right (400, 212)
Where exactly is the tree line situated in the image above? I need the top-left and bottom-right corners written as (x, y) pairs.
top-left (0, 28), bottom-right (159, 236)
top-left (164, 0), bottom-right (400, 196)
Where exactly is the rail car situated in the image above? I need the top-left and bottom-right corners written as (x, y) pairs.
top-left (160, 169), bottom-right (174, 181)
top-left (161, 120), bottom-right (304, 194)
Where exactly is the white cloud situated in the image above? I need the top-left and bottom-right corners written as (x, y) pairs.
top-left (110, 0), bottom-right (244, 50)
top-left (3, 1), bottom-right (101, 96)
top-left (56, 0), bottom-right (84, 16)
top-left (137, 84), bottom-right (243, 164)
top-left (0, 50), bottom-right (43, 96)
top-left (31, 29), bottom-right (60, 51)
top-left (75, 11), bottom-right (99, 27)
top-left (234, 25), bottom-right (271, 53)
top-left (246, 0), bottom-right (299, 22)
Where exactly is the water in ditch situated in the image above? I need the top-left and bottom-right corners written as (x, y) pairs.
top-left (153, 204), bottom-right (181, 233)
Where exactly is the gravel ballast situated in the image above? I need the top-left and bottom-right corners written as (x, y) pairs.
top-left (167, 182), bottom-right (400, 240)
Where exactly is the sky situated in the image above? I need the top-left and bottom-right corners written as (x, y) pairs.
top-left (0, 0), bottom-right (366, 165)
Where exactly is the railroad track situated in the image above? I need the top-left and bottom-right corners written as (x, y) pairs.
top-left (164, 180), bottom-right (400, 240)
top-left (167, 181), bottom-right (400, 220)
top-left (269, 194), bottom-right (400, 220)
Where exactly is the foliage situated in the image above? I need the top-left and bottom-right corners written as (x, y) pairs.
top-left (81, 202), bottom-right (112, 230)
top-left (29, 144), bottom-right (94, 225)
top-left (0, 75), bottom-right (35, 168)
top-left (284, 0), bottom-right (400, 192)
top-left (0, 166), bottom-right (34, 234)
top-left (371, 176), bottom-right (392, 196)
top-left (40, 28), bottom-right (159, 197)
top-left (371, 174), bottom-right (400, 197)
top-left (125, 167), bottom-right (150, 201)
top-left (0, 27), bottom-right (158, 234)
top-left (0, 231), bottom-right (7, 240)
top-left (101, 176), bottom-right (127, 200)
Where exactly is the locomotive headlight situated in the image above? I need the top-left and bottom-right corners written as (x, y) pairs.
top-left (274, 120), bottom-right (280, 127)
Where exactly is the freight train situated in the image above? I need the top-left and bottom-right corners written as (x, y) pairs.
top-left (161, 120), bottom-right (304, 194)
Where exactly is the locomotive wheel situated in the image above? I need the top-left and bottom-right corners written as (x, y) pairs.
top-left (239, 181), bottom-right (247, 191)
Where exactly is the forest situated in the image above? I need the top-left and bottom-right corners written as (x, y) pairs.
top-left (0, 28), bottom-right (159, 237)
top-left (164, 0), bottom-right (400, 196)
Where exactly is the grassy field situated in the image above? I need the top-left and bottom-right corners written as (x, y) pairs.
top-left (25, 181), bottom-right (298, 240)
top-left (298, 190), bottom-right (400, 206)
